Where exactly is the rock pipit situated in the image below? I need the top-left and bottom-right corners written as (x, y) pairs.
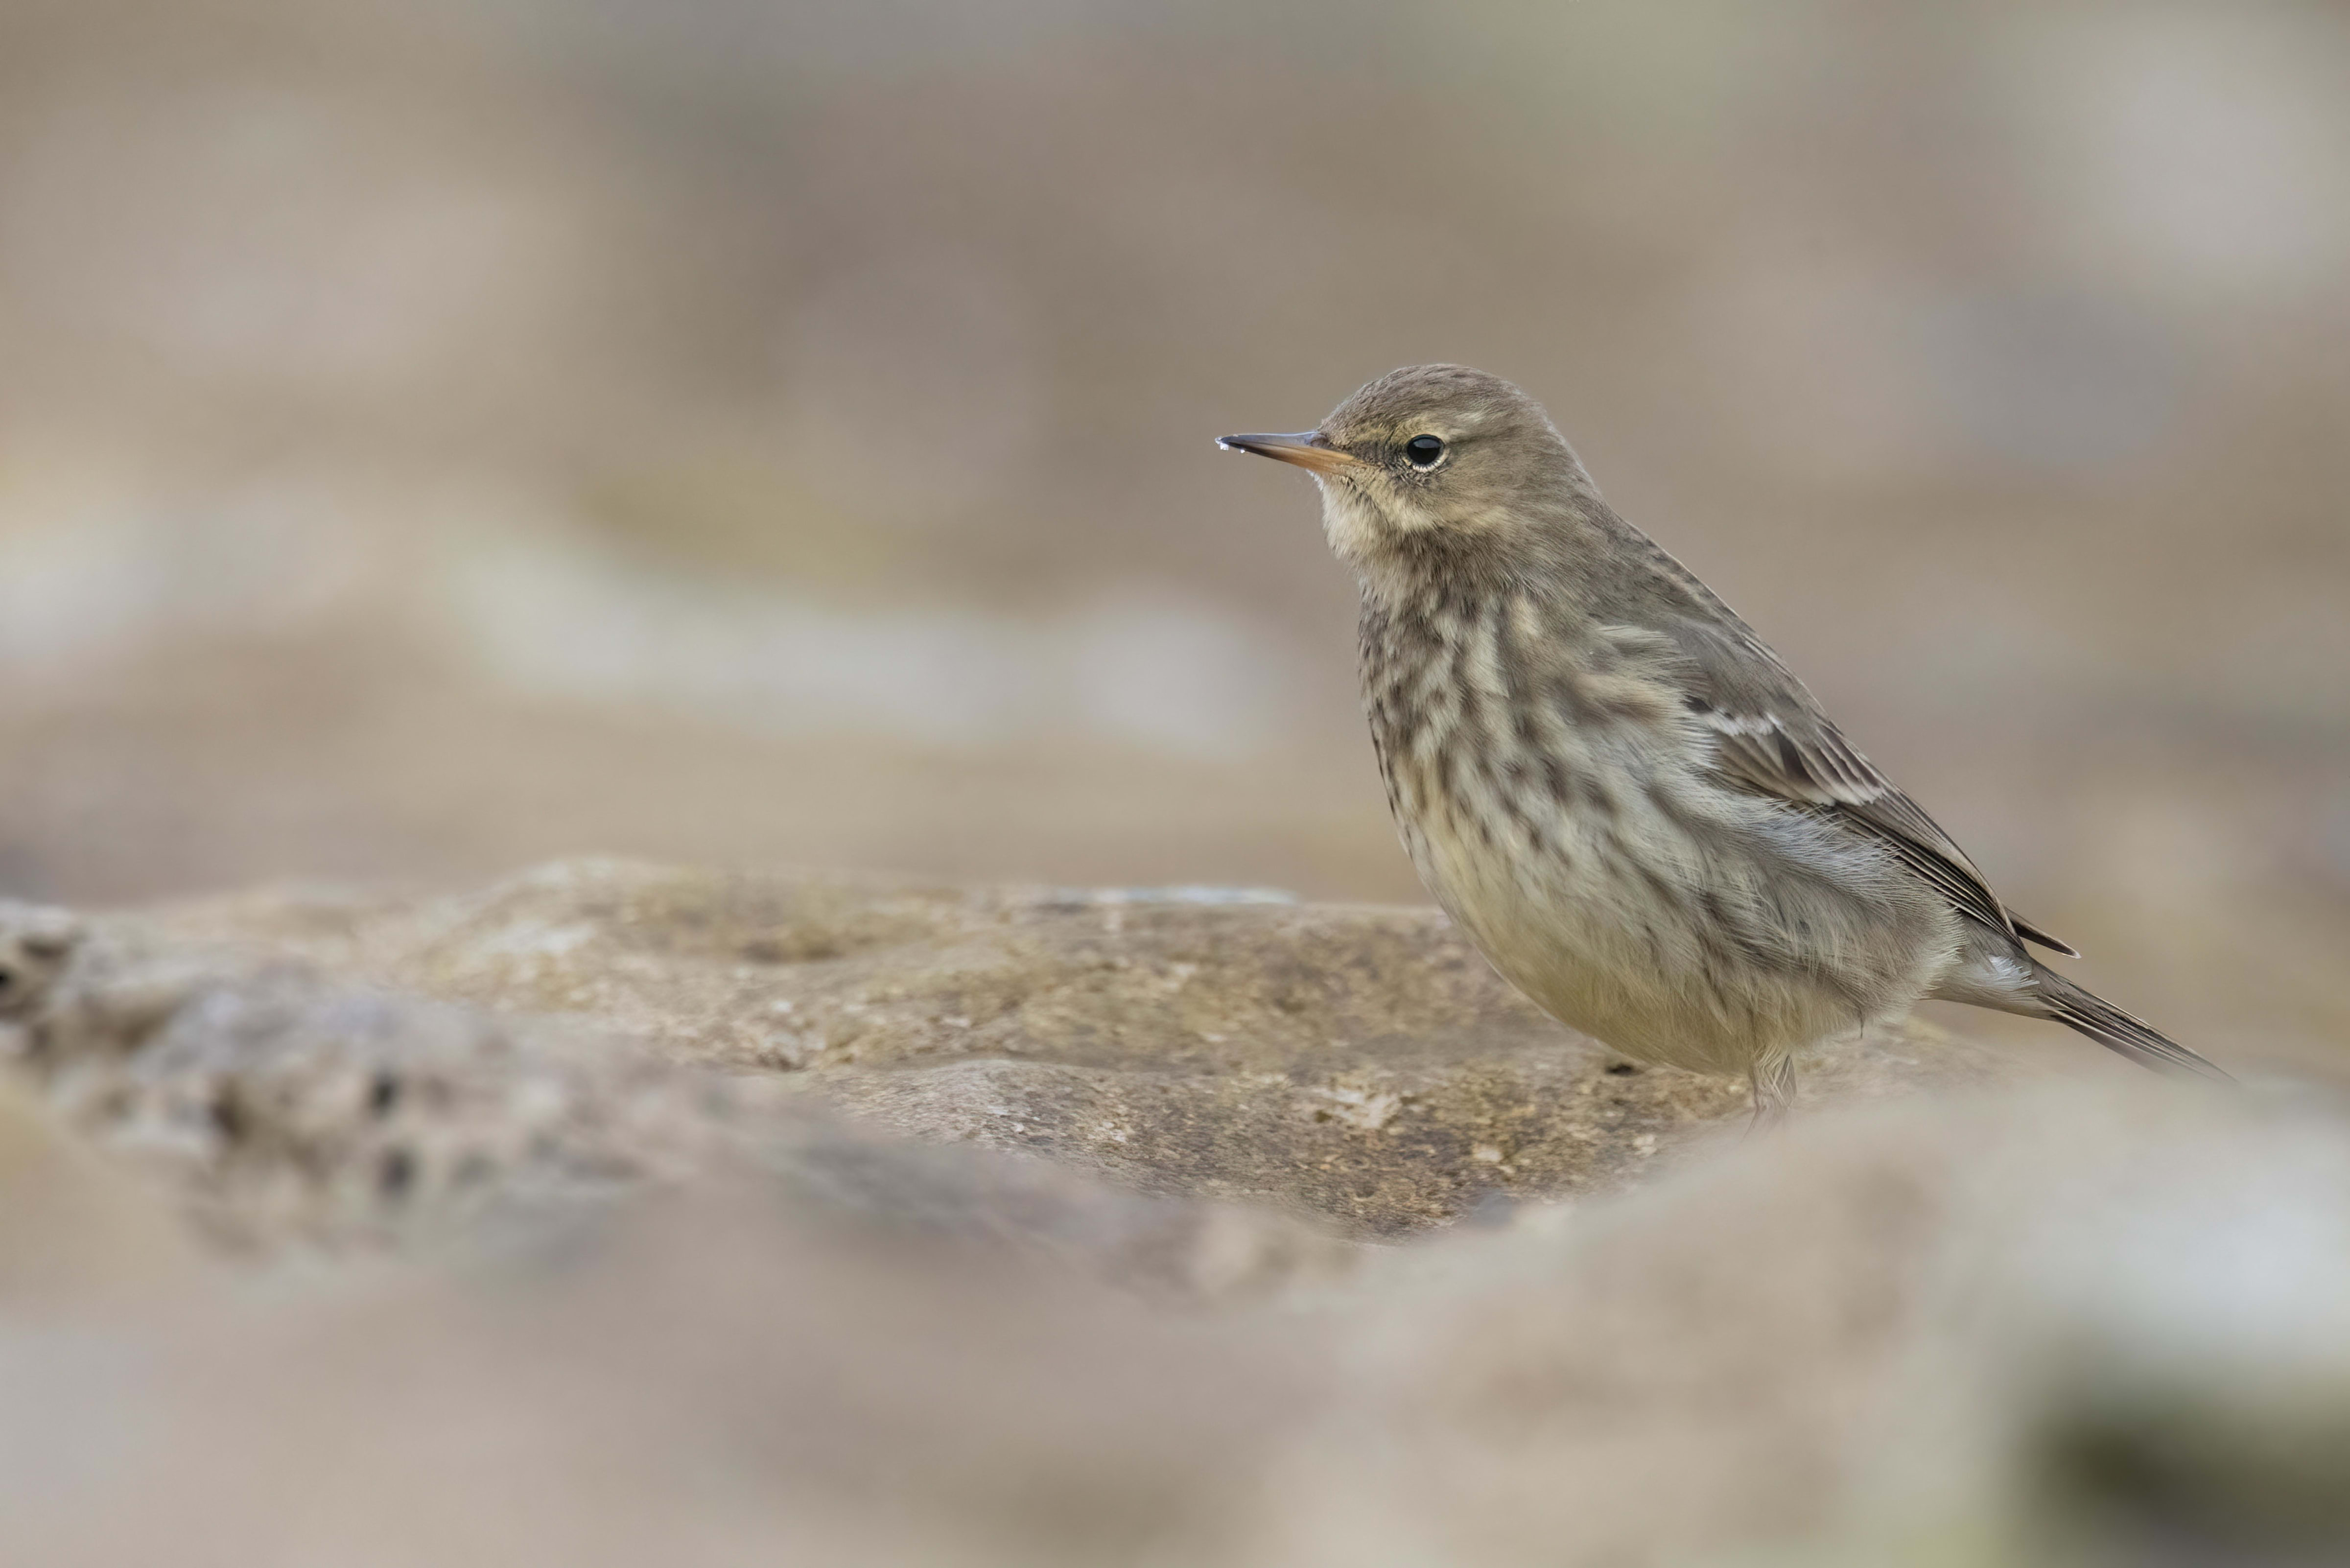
top-left (1222, 364), bottom-right (2228, 1113)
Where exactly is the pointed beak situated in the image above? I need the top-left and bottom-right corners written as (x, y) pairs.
top-left (1216, 430), bottom-right (1365, 475)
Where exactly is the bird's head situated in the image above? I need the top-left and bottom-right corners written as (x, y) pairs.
top-left (1220, 364), bottom-right (1597, 579)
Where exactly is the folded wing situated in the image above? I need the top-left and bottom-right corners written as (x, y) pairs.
top-left (1656, 611), bottom-right (2079, 958)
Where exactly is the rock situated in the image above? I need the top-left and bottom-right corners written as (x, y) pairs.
top-left (3, 904), bottom-right (748, 1251)
top-left (6, 1069), bottom-right (2347, 1567)
top-left (0, 1158), bottom-right (1324, 1568)
top-left (1241, 1082), bottom-right (2350, 1568)
top-left (105, 858), bottom-right (2034, 1236)
top-left (2, 869), bottom-right (2346, 1567)
top-left (0, 899), bottom-right (81, 1022)
top-left (0, 891), bottom-right (1357, 1298)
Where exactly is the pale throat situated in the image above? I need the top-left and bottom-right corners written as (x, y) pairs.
top-left (1316, 478), bottom-right (1443, 569)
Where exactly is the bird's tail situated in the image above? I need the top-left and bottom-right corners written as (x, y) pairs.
top-left (2029, 963), bottom-right (2233, 1083)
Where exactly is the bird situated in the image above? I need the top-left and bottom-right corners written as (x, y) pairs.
top-left (1220, 364), bottom-right (2229, 1116)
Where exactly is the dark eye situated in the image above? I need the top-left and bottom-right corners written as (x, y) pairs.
top-left (1404, 435), bottom-right (1446, 469)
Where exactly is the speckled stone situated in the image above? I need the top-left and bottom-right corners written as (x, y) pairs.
top-left (93, 858), bottom-right (2033, 1237)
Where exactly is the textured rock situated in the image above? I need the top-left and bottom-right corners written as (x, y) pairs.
top-left (101, 858), bottom-right (2032, 1236)
top-left (3, 896), bottom-right (753, 1250)
top-left (0, 891), bottom-right (1356, 1296)
top-left (3, 870), bottom-right (2346, 1568)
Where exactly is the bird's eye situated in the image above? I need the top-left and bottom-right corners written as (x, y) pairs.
top-left (1404, 435), bottom-right (1446, 470)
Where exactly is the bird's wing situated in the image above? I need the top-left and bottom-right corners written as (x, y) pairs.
top-left (1655, 611), bottom-right (2078, 957)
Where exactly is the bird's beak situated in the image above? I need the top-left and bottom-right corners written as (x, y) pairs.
top-left (1216, 430), bottom-right (1365, 475)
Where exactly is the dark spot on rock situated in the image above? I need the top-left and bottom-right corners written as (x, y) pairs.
top-left (209, 1088), bottom-right (246, 1142)
top-left (741, 931), bottom-right (847, 963)
top-left (378, 1147), bottom-right (416, 1199)
top-left (1606, 1062), bottom-right (1641, 1077)
top-left (367, 1072), bottom-right (401, 1118)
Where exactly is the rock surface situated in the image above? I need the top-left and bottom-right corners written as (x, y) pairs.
top-left (0, 891), bottom-right (1354, 1299)
top-left (69, 858), bottom-right (2029, 1240)
top-left (2, 864), bottom-right (2348, 1567)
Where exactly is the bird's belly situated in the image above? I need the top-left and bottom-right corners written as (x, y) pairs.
top-left (1397, 784), bottom-right (1947, 1077)
top-left (1419, 832), bottom-right (1767, 1074)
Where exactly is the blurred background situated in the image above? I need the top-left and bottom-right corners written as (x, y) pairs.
top-left (0, 0), bottom-right (2344, 1071)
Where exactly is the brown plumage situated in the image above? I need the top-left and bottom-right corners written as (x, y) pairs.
top-left (1222, 364), bottom-right (2228, 1113)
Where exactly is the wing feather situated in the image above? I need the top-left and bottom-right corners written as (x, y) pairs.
top-left (1660, 612), bottom-right (2077, 957)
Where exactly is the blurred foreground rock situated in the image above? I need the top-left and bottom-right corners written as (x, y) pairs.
top-left (1256, 1086), bottom-right (2350, 1567)
top-left (5, 865), bottom-right (2348, 1567)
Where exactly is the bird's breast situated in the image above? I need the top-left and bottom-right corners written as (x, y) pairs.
top-left (1363, 595), bottom-right (1597, 909)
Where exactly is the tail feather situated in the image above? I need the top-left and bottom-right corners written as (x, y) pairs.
top-left (2031, 964), bottom-right (2232, 1083)
top-left (2010, 912), bottom-right (2079, 959)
